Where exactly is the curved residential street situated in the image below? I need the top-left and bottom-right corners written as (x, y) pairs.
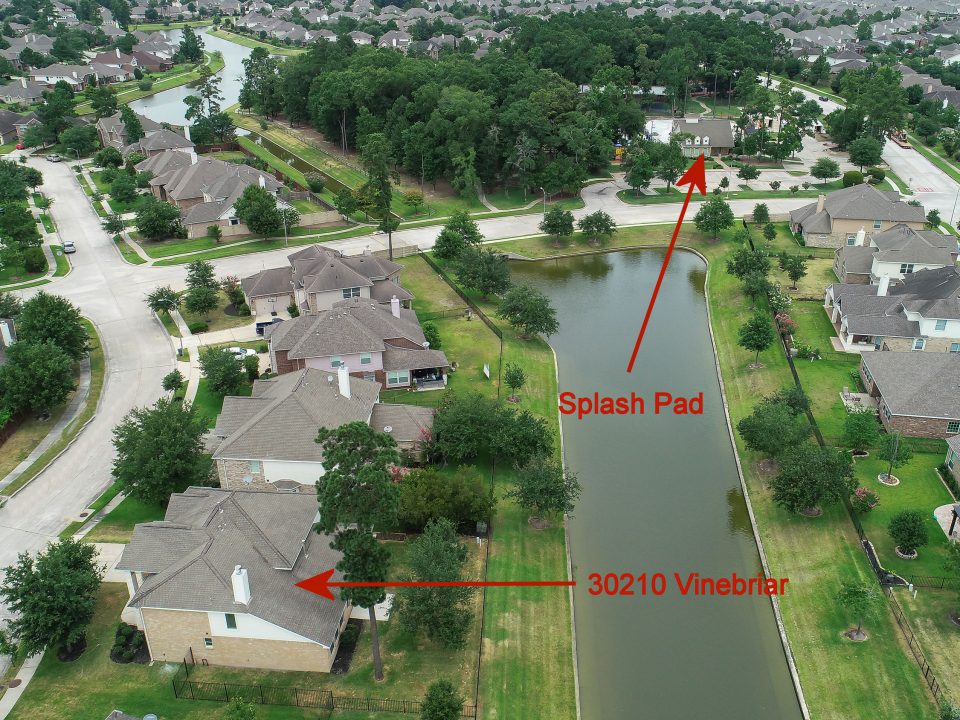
top-left (3, 114), bottom-right (958, 601)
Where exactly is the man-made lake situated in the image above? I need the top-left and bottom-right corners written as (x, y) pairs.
top-left (129, 27), bottom-right (251, 125)
top-left (511, 250), bottom-right (803, 719)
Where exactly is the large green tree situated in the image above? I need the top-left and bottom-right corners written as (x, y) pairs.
top-left (111, 397), bottom-right (211, 505)
top-left (455, 249), bottom-right (510, 299)
top-left (693, 194), bottom-right (734, 239)
top-left (233, 184), bottom-right (286, 236)
top-left (496, 285), bottom-right (559, 339)
top-left (17, 291), bottom-right (88, 360)
top-left (0, 539), bottom-right (103, 658)
top-left (507, 457), bottom-right (581, 526)
top-left (770, 444), bottom-right (856, 514)
top-left (0, 341), bottom-right (75, 414)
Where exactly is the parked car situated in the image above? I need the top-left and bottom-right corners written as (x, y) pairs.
top-left (818, 96), bottom-right (828, 101)
top-left (15, 143), bottom-right (24, 150)
top-left (226, 346), bottom-right (257, 359)
top-left (46, 154), bottom-right (62, 162)
top-left (61, 240), bottom-right (76, 254)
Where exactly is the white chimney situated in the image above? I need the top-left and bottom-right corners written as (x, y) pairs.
top-left (816, 194), bottom-right (826, 214)
top-left (116, 48), bottom-right (121, 58)
top-left (189, 150), bottom-right (197, 165)
top-left (390, 295), bottom-right (400, 319)
top-left (231, 565), bottom-right (251, 604)
top-left (258, 174), bottom-right (266, 188)
top-left (337, 362), bottom-right (351, 399)
top-left (877, 275), bottom-right (890, 297)
top-left (20, 77), bottom-right (26, 88)
top-left (0, 320), bottom-right (14, 347)
top-left (183, 124), bottom-right (191, 142)
top-left (856, 227), bottom-right (866, 245)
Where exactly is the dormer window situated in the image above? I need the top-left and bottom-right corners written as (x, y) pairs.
top-left (694, 137), bottom-right (701, 145)
top-left (702, 136), bottom-right (709, 145)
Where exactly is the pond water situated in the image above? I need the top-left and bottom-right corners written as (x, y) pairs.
top-left (511, 249), bottom-right (804, 720)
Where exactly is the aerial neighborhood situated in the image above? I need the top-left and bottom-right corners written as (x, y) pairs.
top-left (2, 0), bottom-right (960, 719)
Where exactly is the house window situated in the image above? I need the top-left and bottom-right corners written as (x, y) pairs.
top-left (951, 343), bottom-right (960, 353)
top-left (846, 234), bottom-right (857, 245)
top-left (330, 356), bottom-right (342, 368)
top-left (935, 319), bottom-right (947, 331)
top-left (363, 372), bottom-right (376, 381)
top-left (229, 218), bottom-right (240, 226)
top-left (873, 219), bottom-right (882, 229)
top-left (387, 370), bottom-right (409, 386)
top-left (862, 364), bottom-right (873, 383)
top-left (913, 338), bottom-right (926, 350)
top-left (225, 613), bottom-right (237, 629)
top-left (342, 287), bottom-right (361, 299)
top-left (249, 460), bottom-right (260, 473)
top-left (899, 263), bottom-right (914, 274)
top-left (204, 638), bottom-right (213, 648)
top-left (949, 421), bottom-right (960, 434)
top-left (360, 352), bottom-right (371, 365)
top-left (949, 451), bottom-right (957, 469)
top-left (694, 136), bottom-right (701, 145)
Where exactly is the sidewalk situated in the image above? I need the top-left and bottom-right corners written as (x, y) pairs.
top-left (0, 357), bottom-right (92, 492)
top-left (0, 653), bottom-right (43, 720)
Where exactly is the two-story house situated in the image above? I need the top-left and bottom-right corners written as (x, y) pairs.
top-left (116, 487), bottom-right (351, 673)
top-left (790, 184), bottom-right (927, 248)
top-left (209, 365), bottom-right (434, 490)
top-left (241, 245), bottom-right (414, 319)
top-left (832, 224), bottom-right (957, 284)
top-left (266, 296), bottom-right (449, 390)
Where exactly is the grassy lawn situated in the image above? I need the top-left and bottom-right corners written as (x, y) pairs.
top-left (107, 193), bottom-right (151, 215)
top-left (1, 319), bottom-right (106, 497)
top-left (209, 150), bottom-right (247, 162)
top-left (113, 235), bottom-right (147, 264)
top-left (788, 300), bottom-right (860, 444)
top-left (895, 588), bottom-right (960, 705)
top-left (0, 142), bottom-right (16, 155)
top-left (0, 261), bottom-right (45, 285)
top-left (130, 19), bottom-right (212, 30)
top-left (51, 245), bottom-right (70, 276)
top-left (59, 480), bottom-right (125, 539)
top-left (692, 95), bottom-right (743, 118)
top-left (884, 169), bottom-right (914, 196)
top-left (192, 377), bottom-right (252, 428)
top-left (83, 494), bottom-right (166, 544)
top-left (208, 28), bottom-right (306, 55)
top-left (136, 232), bottom-right (261, 259)
top-left (181, 290), bottom-right (255, 333)
top-left (485, 187), bottom-right (537, 210)
top-left (906, 134), bottom-right (960, 185)
top-left (855, 453), bottom-right (955, 579)
top-left (40, 213), bottom-right (55, 233)
top-left (290, 198), bottom-right (328, 214)
top-left (491, 224), bottom-right (939, 719)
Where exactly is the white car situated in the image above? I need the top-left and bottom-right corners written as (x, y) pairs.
top-left (227, 346), bottom-right (257, 359)
top-left (62, 240), bottom-right (76, 254)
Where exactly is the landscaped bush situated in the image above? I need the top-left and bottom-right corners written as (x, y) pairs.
top-left (888, 510), bottom-right (928, 557)
top-left (110, 622), bottom-right (146, 664)
top-left (137, 79), bottom-right (154, 91)
top-left (305, 172), bottom-right (325, 193)
top-left (938, 463), bottom-right (960, 499)
top-left (866, 168), bottom-right (885, 184)
top-left (842, 170), bottom-right (864, 188)
top-left (187, 321), bottom-right (208, 333)
top-left (851, 487), bottom-right (880, 513)
top-left (237, 302), bottom-right (251, 316)
top-left (257, 342), bottom-right (268, 353)
top-left (23, 246), bottom-right (46, 273)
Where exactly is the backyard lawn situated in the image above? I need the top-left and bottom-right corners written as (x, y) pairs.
top-left (192, 377), bottom-right (252, 428)
top-left (180, 290), bottom-right (255, 333)
top-left (895, 588), bottom-right (960, 706)
top-left (83, 494), bottom-right (166, 544)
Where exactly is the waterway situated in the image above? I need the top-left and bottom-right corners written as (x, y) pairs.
top-left (511, 250), bottom-right (803, 720)
top-left (129, 26), bottom-right (250, 125)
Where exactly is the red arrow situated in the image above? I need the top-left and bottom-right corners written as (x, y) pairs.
top-left (296, 569), bottom-right (575, 601)
top-left (626, 153), bottom-right (707, 373)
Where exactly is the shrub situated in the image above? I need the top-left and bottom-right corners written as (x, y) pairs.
top-left (257, 342), bottom-right (268, 353)
top-left (305, 172), bottom-right (325, 193)
top-left (851, 487), bottom-right (880, 513)
top-left (867, 167), bottom-right (885, 184)
top-left (789, 185), bottom-right (799, 194)
top-left (237, 303), bottom-right (251, 316)
top-left (137, 79), bottom-right (154, 91)
top-left (187, 321), bottom-right (208, 333)
top-left (422, 321), bottom-right (441, 350)
top-left (842, 170), bottom-right (864, 188)
top-left (939, 463), bottom-right (960, 498)
top-left (23, 246), bottom-right (45, 273)
top-left (888, 510), bottom-right (928, 555)
top-left (287, 302), bottom-right (300, 317)
top-left (243, 353), bottom-right (259, 381)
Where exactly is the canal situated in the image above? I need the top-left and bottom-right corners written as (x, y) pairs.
top-left (511, 249), bottom-right (803, 720)
top-left (129, 26), bottom-right (251, 125)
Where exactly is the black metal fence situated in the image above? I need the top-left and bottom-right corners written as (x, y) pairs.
top-left (173, 661), bottom-right (477, 718)
top-left (420, 253), bottom-right (504, 346)
top-left (898, 575), bottom-right (960, 592)
top-left (885, 588), bottom-right (944, 704)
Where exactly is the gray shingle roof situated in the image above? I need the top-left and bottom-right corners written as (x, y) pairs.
top-left (118, 487), bottom-right (347, 648)
top-left (139, 127), bottom-right (194, 152)
top-left (872, 224), bottom-right (957, 266)
top-left (241, 267), bottom-right (294, 298)
top-left (671, 117), bottom-right (735, 148)
top-left (791, 184), bottom-right (926, 234)
top-left (891, 266), bottom-right (960, 299)
top-left (837, 246), bottom-right (874, 274)
top-left (369, 403), bottom-right (434, 445)
top-left (861, 352), bottom-right (960, 419)
top-left (382, 346), bottom-right (449, 371)
top-left (211, 368), bottom-right (381, 462)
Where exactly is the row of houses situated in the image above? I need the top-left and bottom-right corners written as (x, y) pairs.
top-left (114, 243), bottom-right (449, 672)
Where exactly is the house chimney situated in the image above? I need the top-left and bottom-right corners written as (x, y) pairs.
top-left (337, 362), bottom-right (351, 399)
top-left (0, 320), bottom-right (14, 347)
top-left (116, 48), bottom-right (121, 58)
top-left (856, 227), bottom-right (866, 245)
top-left (231, 565), bottom-right (251, 604)
top-left (390, 295), bottom-right (400, 319)
top-left (183, 124), bottom-right (191, 142)
top-left (816, 194), bottom-right (826, 214)
top-left (877, 275), bottom-right (890, 297)
top-left (20, 77), bottom-right (26, 88)
top-left (189, 150), bottom-right (197, 165)
top-left (258, 174), bottom-right (266, 188)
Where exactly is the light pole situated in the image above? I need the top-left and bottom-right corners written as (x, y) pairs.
top-left (950, 186), bottom-right (960, 227)
top-left (71, 148), bottom-right (80, 162)
top-left (281, 206), bottom-right (289, 247)
top-left (540, 186), bottom-right (547, 216)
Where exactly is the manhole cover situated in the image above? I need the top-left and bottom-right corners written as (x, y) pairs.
top-left (8, 679), bottom-right (21, 688)
top-left (79, 512), bottom-right (89, 518)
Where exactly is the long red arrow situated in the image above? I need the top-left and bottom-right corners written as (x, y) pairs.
top-left (296, 569), bottom-right (575, 601)
top-left (626, 153), bottom-right (707, 373)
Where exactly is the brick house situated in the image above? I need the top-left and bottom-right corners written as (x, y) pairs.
top-left (116, 487), bottom-right (351, 673)
top-left (824, 267), bottom-right (960, 353)
top-left (859, 352), bottom-right (960, 437)
top-left (241, 245), bottom-right (414, 319)
top-left (265, 296), bottom-right (448, 390)
top-left (946, 435), bottom-right (960, 484)
top-left (832, 224), bottom-right (957, 285)
top-left (209, 365), bottom-right (433, 490)
top-left (790, 184), bottom-right (926, 249)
